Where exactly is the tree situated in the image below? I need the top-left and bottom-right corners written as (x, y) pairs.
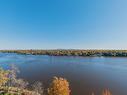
top-left (0, 68), bottom-right (9, 87)
top-left (91, 92), bottom-right (95, 95)
top-left (7, 64), bottom-right (29, 94)
top-left (102, 89), bottom-right (112, 95)
top-left (8, 64), bottom-right (20, 87)
top-left (48, 77), bottom-right (70, 95)
top-left (15, 79), bottom-right (29, 90)
top-left (32, 81), bottom-right (44, 95)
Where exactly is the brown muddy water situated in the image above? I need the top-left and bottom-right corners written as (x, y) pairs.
top-left (0, 53), bottom-right (127, 95)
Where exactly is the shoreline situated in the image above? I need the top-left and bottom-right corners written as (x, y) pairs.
top-left (0, 49), bottom-right (127, 57)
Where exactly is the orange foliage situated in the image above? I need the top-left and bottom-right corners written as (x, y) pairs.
top-left (102, 89), bottom-right (112, 95)
top-left (0, 68), bottom-right (9, 87)
top-left (48, 77), bottom-right (70, 95)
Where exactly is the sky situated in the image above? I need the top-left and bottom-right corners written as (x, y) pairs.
top-left (0, 0), bottom-right (127, 50)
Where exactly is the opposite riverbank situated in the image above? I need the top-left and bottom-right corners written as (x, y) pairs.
top-left (0, 49), bottom-right (127, 57)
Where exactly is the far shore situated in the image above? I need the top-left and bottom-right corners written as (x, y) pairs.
top-left (1, 49), bottom-right (127, 57)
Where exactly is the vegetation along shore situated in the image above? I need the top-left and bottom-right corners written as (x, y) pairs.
top-left (0, 49), bottom-right (127, 57)
top-left (0, 65), bottom-right (112, 95)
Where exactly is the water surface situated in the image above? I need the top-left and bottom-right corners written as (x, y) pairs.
top-left (0, 53), bottom-right (127, 95)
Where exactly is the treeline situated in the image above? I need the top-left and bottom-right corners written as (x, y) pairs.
top-left (1, 49), bottom-right (127, 57)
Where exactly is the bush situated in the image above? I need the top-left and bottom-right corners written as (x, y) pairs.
top-left (48, 77), bottom-right (70, 95)
top-left (102, 89), bottom-right (112, 95)
top-left (32, 81), bottom-right (44, 95)
top-left (0, 68), bottom-right (9, 87)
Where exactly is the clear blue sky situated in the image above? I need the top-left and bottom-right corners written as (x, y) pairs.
top-left (0, 0), bottom-right (127, 49)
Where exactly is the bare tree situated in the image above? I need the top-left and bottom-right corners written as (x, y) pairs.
top-left (8, 64), bottom-right (20, 87)
top-left (7, 64), bottom-right (29, 94)
top-left (32, 81), bottom-right (44, 95)
top-left (16, 79), bottom-right (29, 90)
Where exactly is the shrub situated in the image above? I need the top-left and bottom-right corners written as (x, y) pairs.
top-left (102, 89), bottom-right (112, 95)
top-left (0, 68), bottom-right (9, 87)
top-left (32, 81), bottom-right (44, 95)
top-left (48, 77), bottom-right (70, 95)
top-left (8, 64), bottom-right (20, 87)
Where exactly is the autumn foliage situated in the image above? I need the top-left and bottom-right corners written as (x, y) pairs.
top-left (102, 89), bottom-right (112, 95)
top-left (48, 77), bottom-right (70, 95)
top-left (0, 65), bottom-right (113, 95)
top-left (0, 68), bottom-right (9, 87)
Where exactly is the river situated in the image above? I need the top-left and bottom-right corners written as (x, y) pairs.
top-left (0, 53), bottom-right (127, 95)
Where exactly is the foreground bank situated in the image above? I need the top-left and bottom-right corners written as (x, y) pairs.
top-left (0, 65), bottom-right (112, 95)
